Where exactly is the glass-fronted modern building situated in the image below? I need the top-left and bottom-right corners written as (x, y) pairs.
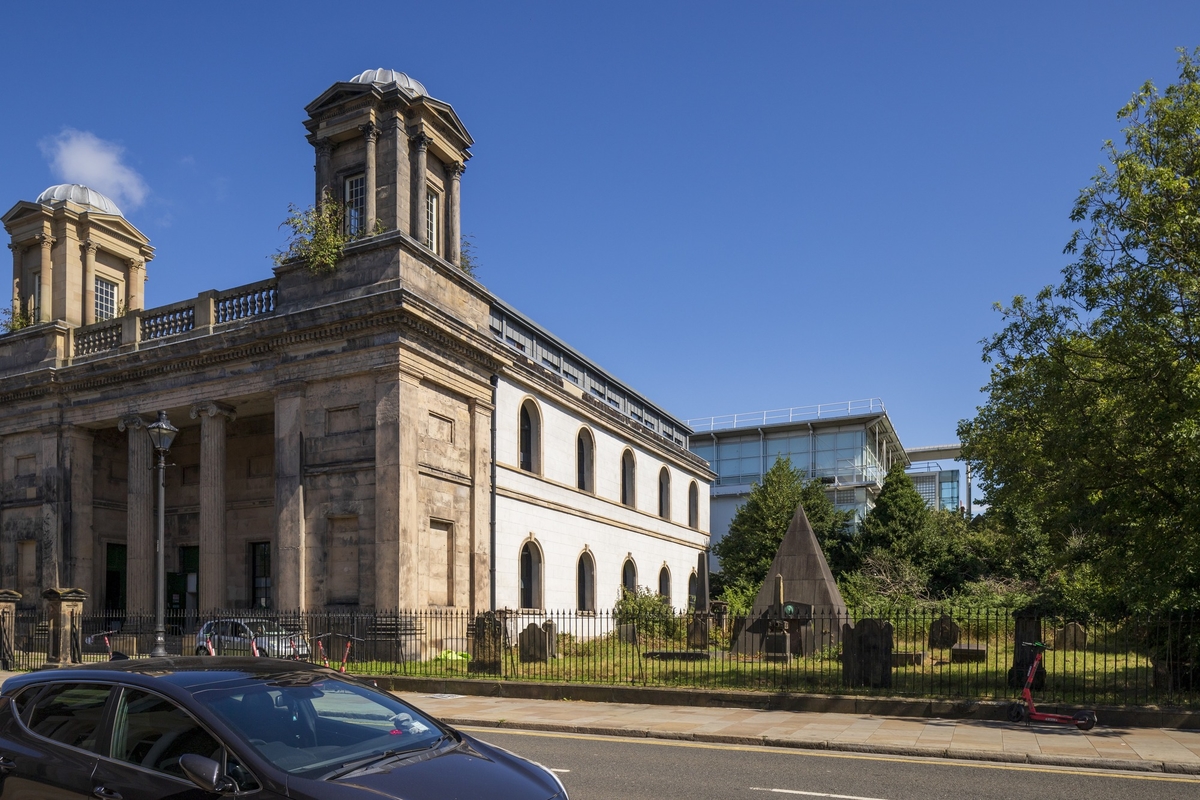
top-left (687, 399), bottom-right (962, 569)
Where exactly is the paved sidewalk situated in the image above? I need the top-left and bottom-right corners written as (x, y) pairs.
top-left (397, 692), bottom-right (1200, 775)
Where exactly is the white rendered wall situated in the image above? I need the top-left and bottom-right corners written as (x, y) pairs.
top-left (494, 376), bottom-right (710, 611)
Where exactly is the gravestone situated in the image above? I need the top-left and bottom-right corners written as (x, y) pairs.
top-left (892, 651), bottom-right (924, 667)
top-left (0, 590), bottom-right (20, 671)
top-left (951, 643), bottom-right (987, 663)
top-left (541, 619), bottom-right (558, 659)
top-left (617, 623), bottom-right (639, 645)
top-left (927, 614), bottom-right (960, 649)
top-left (1008, 610), bottom-right (1046, 690)
top-left (518, 622), bottom-right (550, 663)
top-left (468, 612), bottom-right (504, 674)
top-left (733, 503), bottom-right (848, 657)
top-left (842, 618), bottom-right (893, 689)
top-left (1054, 621), bottom-right (1087, 652)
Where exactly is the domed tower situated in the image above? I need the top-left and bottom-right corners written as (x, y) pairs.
top-left (304, 69), bottom-right (473, 264)
top-left (2, 184), bottom-right (154, 326)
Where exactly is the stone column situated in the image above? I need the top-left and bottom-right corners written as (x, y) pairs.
top-left (42, 587), bottom-right (87, 667)
top-left (119, 414), bottom-right (153, 616)
top-left (8, 242), bottom-right (20, 314)
top-left (391, 119), bottom-right (410, 236)
top-left (374, 367), bottom-right (421, 610)
top-left (82, 239), bottom-right (97, 325)
top-left (447, 162), bottom-right (464, 265)
top-left (468, 397), bottom-right (493, 613)
top-left (192, 401), bottom-right (235, 611)
top-left (64, 428), bottom-right (94, 599)
top-left (314, 138), bottom-right (334, 204)
top-left (40, 427), bottom-right (62, 594)
top-left (126, 258), bottom-right (145, 312)
top-left (36, 233), bottom-right (54, 322)
top-left (410, 133), bottom-right (430, 245)
top-left (361, 122), bottom-right (380, 234)
top-left (274, 385), bottom-right (306, 611)
top-left (0, 589), bottom-right (20, 671)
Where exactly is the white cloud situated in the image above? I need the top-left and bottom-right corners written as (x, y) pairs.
top-left (39, 129), bottom-right (149, 209)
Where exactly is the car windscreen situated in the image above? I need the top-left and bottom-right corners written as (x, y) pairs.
top-left (196, 676), bottom-right (445, 778)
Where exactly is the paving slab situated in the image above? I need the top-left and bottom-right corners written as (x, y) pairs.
top-left (398, 691), bottom-right (1200, 774)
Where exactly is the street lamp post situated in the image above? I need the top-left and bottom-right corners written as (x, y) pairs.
top-left (146, 410), bottom-right (178, 658)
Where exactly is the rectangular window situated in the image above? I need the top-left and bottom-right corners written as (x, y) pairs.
top-left (95, 277), bottom-right (117, 320)
top-left (344, 174), bottom-right (365, 236)
top-left (250, 542), bottom-right (271, 609)
top-left (425, 188), bottom-right (439, 252)
top-left (32, 278), bottom-right (41, 319)
top-left (327, 518), bottom-right (360, 605)
top-left (428, 520), bottom-right (453, 606)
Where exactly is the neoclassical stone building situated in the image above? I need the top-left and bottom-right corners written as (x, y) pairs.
top-left (0, 69), bottom-right (711, 616)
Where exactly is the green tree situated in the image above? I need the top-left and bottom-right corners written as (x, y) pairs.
top-left (959, 48), bottom-right (1200, 612)
top-left (712, 457), bottom-right (852, 610)
top-left (859, 463), bottom-right (930, 556)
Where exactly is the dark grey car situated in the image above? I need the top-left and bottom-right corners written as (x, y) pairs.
top-left (0, 658), bottom-right (566, 800)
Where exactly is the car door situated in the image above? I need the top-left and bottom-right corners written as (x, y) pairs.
top-left (0, 682), bottom-right (113, 800)
top-left (90, 685), bottom-right (274, 800)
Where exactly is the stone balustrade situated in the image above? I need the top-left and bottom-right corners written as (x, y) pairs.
top-left (70, 278), bottom-right (279, 359)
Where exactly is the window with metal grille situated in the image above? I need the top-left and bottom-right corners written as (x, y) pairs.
top-left (344, 174), bottom-right (365, 236)
top-left (250, 542), bottom-right (271, 608)
top-left (425, 188), bottom-right (439, 251)
top-left (95, 277), bottom-right (117, 320)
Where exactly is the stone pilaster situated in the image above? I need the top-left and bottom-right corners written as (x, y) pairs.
top-left (468, 397), bottom-right (493, 613)
top-left (410, 132), bottom-right (430, 246)
top-left (274, 385), bottom-right (306, 611)
top-left (35, 233), bottom-right (54, 322)
top-left (361, 122), bottom-right (380, 234)
top-left (390, 119), bottom-right (410, 236)
top-left (191, 401), bottom-right (235, 611)
top-left (82, 239), bottom-right (97, 325)
top-left (119, 413), bottom-right (153, 615)
top-left (42, 587), bottom-right (87, 667)
top-left (64, 428), bottom-right (94, 598)
top-left (447, 162), bottom-right (464, 265)
top-left (374, 367), bottom-right (421, 610)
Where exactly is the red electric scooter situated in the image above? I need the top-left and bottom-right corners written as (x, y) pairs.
top-left (1007, 641), bottom-right (1097, 731)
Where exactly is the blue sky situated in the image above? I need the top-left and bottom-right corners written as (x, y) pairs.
top-left (3, 2), bottom-right (1198, 505)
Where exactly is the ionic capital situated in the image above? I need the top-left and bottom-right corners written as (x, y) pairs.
top-left (360, 121), bottom-right (381, 143)
top-left (190, 400), bottom-right (237, 422)
top-left (118, 413), bottom-right (147, 432)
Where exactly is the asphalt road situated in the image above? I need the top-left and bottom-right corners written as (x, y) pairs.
top-left (464, 727), bottom-right (1200, 800)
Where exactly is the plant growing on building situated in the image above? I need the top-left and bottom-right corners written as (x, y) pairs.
top-left (1, 304), bottom-right (33, 333)
top-left (459, 233), bottom-right (480, 277)
top-left (272, 193), bottom-right (384, 275)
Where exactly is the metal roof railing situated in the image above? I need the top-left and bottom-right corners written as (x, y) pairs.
top-left (687, 398), bottom-right (886, 433)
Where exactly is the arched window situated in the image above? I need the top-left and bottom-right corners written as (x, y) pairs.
top-left (658, 566), bottom-right (671, 601)
top-left (519, 541), bottom-right (543, 609)
top-left (576, 428), bottom-right (595, 493)
top-left (688, 481), bottom-right (699, 529)
top-left (621, 558), bottom-right (637, 593)
top-left (620, 450), bottom-right (636, 508)
top-left (518, 400), bottom-right (541, 474)
top-left (658, 467), bottom-right (671, 519)
top-left (688, 571), bottom-right (699, 609)
top-left (577, 551), bottom-right (596, 611)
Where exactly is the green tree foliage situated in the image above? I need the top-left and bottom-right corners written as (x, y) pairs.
top-left (459, 233), bottom-right (480, 278)
top-left (712, 457), bottom-right (853, 611)
top-left (959, 49), bottom-right (1200, 612)
top-left (1, 304), bottom-right (33, 333)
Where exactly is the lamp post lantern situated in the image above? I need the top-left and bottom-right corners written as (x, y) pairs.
top-left (146, 410), bottom-right (178, 658)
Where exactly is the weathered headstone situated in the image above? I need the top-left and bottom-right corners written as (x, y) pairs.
top-left (892, 651), bottom-right (925, 667)
top-left (468, 612), bottom-right (504, 674)
top-left (43, 588), bottom-right (88, 668)
top-left (1008, 611), bottom-right (1046, 690)
top-left (951, 643), bottom-right (987, 663)
top-left (518, 622), bottom-right (550, 663)
top-left (842, 618), bottom-right (893, 689)
top-left (686, 613), bottom-right (710, 650)
top-left (541, 619), bottom-right (558, 659)
top-left (617, 623), bottom-right (639, 645)
top-left (0, 590), bottom-right (20, 671)
top-left (1053, 621), bottom-right (1087, 652)
top-left (927, 614), bottom-right (960, 649)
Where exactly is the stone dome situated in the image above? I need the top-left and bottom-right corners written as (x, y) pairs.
top-left (349, 68), bottom-right (427, 97)
top-left (36, 184), bottom-right (124, 217)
